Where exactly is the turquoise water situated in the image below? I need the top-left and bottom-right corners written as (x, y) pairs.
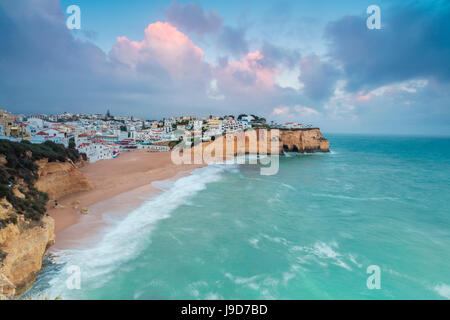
top-left (30, 134), bottom-right (450, 299)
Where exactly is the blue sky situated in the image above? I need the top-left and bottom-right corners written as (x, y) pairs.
top-left (1, 0), bottom-right (449, 135)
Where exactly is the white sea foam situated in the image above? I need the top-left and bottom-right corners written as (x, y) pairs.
top-left (262, 234), bottom-right (289, 246)
top-left (248, 238), bottom-right (260, 248)
top-left (39, 164), bottom-right (231, 298)
top-left (280, 183), bottom-right (296, 191)
top-left (204, 292), bottom-right (223, 300)
top-left (433, 283), bottom-right (450, 299)
top-left (312, 193), bottom-right (401, 202)
top-left (290, 241), bottom-right (354, 271)
top-left (225, 273), bottom-right (261, 286)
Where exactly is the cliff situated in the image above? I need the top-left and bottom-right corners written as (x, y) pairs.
top-left (279, 128), bottom-right (330, 153)
top-left (184, 128), bottom-right (330, 161)
top-left (35, 159), bottom-right (92, 200)
top-left (0, 140), bottom-right (90, 298)
top-left (0, 211), bottom-right (54, 297)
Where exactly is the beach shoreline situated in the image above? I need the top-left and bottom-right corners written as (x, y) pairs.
top-left (48, 150), bottom-right (204, 249)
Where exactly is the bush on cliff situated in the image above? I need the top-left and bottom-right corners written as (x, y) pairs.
top-left (0, 248), bottom-right (7, 265)
top-left (0, 139), bottom-right (80, 227)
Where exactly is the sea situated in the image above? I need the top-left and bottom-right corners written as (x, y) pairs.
top-left (27, 134), bottom-right (450, 300)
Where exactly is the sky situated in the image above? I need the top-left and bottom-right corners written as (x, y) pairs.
top-left (0, 0), bottom-right (449, 135)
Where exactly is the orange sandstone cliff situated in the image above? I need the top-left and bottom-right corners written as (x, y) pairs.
top-left (0, 210), bottom-right (55, 297)
top-left (34, 159), bottom-right (92, 200)
top-left (0, 157), bottom-right (91, 298)
top-left (279, 128), bottom-right (330, 153)
top-left (185, 128), bottom-right (330, 160)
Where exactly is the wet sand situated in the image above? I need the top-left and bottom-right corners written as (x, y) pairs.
top-left (48, 150), bottom-right (204, 247)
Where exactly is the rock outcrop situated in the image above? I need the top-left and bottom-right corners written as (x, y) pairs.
top-left (0, 201), bottom-right (55, 296)
top-left (279, 128), bottom-right (330, 153)
top-left (0, 139), bottom-right (92, 298)
top-left (183, 128), bottom-right (330, 161)
top-left (35, 159), bottom-right (92, 200)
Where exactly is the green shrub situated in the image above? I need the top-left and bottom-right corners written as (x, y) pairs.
top-left (0, 139), bottom-right (78, 225)
top-left (0, 248), bottom-right (7, 265)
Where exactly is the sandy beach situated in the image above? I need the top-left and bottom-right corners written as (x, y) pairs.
top-left (48, 150), bottom-right (204, 245)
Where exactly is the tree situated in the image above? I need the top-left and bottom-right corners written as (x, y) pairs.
top-left (106, 109), bottom-right (111, 118)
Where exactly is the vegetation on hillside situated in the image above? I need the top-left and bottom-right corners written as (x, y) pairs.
top-left (0, 140), bottom-right (85, 226)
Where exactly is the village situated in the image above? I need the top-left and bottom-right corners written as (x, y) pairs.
top-left (0, 109), bottom-right (313, 163)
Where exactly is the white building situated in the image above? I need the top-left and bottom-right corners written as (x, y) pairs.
top-left (27, 117), bottom-right (44, 129)
top-left (240, 115), bottom-right (255, 123)
top-left (137, 144), bottom-right (170, 152)
top-left (77, 142), bottom-right (119, 163)
top-left (222, 119), bottom-right (251, 133)
top-left (282, 122), bottom-right (312, 129)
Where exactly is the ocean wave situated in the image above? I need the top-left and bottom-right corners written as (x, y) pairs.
top-left (224, 272), bottom-right (278, 295)
top-left (290, 241), bottom-right (357, 271)
top-left (311, 193), bottom-right (401, 202)
top-left (34, 164), bottom-right (230, 299)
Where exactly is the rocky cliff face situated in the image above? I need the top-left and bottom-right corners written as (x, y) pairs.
top-left (184, 128), bottom-right (330, 161)
top-left (279, 128), bottom-right (330, 153)
top-left (0, 140), bottom-right (92, 298)
top-left (0, 210), bottom-right (54, 297)
top-left (0, 159), bottom-right (92, 298)
top-left (35, 159), bottom-right (92, 200)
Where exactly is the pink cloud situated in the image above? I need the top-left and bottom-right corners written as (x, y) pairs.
top-left (109, 22), bottom-right (279, 101)
top-left (355, 91), bottom-right (372, 102)
top-left (384, 87), bottom-right (395, 94)
top-left (272, 106), bottom-right (291, 116)
top-left (110, 22), bottom-right (208, 81)
top-left (214, 51), bottom-right (279, 95)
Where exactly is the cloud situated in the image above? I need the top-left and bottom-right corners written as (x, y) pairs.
top-left (217, 26), bottom-right (249, 58)
top-left (0, 1), bottom-right (216, 117)
top-left (207, 79), bottom-right (225, 100)
top-left (370, 79), bottom-right (429, 97)
top-left (272, 106), bottom-right (290, 116)
top-left (325, 1), bottom-right (450, 92)
top-left (260, 42), bottom-right (301, 69)
top-left (164, 2), bottom-right (223, 35)
top-left (298, 55), bottom-right (340, 101)
top-left (0, 1), bottom-right (282, 119)
top-left (271, 105), bottom-right (319, 119)
top-left (214, 51), bottom-right (278, 94)
top-left (109, 22), bottom-right (209, 81)
top-left (293, 105), bottom-right (320, 116)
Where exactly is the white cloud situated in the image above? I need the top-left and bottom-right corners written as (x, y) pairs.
top-left (207, 79), bottom-right (225, 100)
top-left (272, 105), bottom-right (320, 118)
top-left (272, 106), bottom-right (291, 116)
top-left (294, 105), bottom-right (319, 116)
top-left (275, 68), bottom-right (303, 90)
top-left (371, 79), bottom-right (429, 96)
